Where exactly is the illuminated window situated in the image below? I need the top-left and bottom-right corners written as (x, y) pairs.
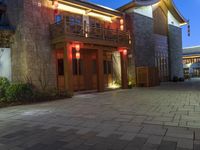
top-left (55, 15), bottom-right (62, 23)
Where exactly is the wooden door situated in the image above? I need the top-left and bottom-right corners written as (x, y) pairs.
top-left (73, 49), bottom-right (97, 91)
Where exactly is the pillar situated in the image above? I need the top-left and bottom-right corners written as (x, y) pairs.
top-left (63, 43), bottom-right (73, 95)
top-left (120, 52), bottom-right (128, 89)
top-left (97, 49), bottom-right (104, 92)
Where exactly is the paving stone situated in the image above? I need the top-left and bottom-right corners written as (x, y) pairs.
top-left (194, 144), bottom-right (200, 150)
top-left (147, 135), bottom-right (163, 145)
top-left (166, 128), bottom-right (194, 139)
top-left (177, 138), bottom-right (193, 149)
top-left (124, 137), bottom-right (147, 150)
top-left (140, 125), bottom-right (167, 136)
top-left (120, 133), bottom-right (136, 141)
top-left (1, 81), bottom-right (200, 150)
top-left (142, 143), bottom-right (159, 150)
top-left (117, 125), bottom-right (142, 133)
top-left (158, 141), bottom-right (177, 150)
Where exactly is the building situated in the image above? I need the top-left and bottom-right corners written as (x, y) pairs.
top-left (183, 46), bottom-right (200, 78)
top-left (0, 0), bottom-right (186, 95)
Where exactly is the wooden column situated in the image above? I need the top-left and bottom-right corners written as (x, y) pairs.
top-left (63, 43), bottom-right (74, 95)
top-left (97, 49), bottom-right (104, 92)
top-left (120, 52), bottom-right (128, 89)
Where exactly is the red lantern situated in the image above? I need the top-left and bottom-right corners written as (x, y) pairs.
top-left (76, 52), bottom-right (80, 60)
top-left (120, 25), bottom-right (124, 31)
top-left (120, 19), bottom-right (124, 25)
top-left (54, 0), bottom-right (59, 8)
top-left (75, 44), bottom-right (80, 51)
top-left (123, 49), bottom-right (127, 56)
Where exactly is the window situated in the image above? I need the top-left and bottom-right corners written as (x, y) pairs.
top-left (55, 15), bottom-right (62, 23)
top-left (73, 59), bottom-right (82, 75)
top-left (104, 60), bottom-right (112, 74)
top-left (57, 59), bottom-right (64, 76)
top-left (92, 60), bottom-right (97, 74)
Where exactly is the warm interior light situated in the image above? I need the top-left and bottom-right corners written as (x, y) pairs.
top-left (58, 3), bottom-right (86, 15)
top-left (57, 3), bottom-right (112, 22)
top-left (87, 12), bottom-right (112, 22)
top-left (108, 83), bottom-right (121, 89)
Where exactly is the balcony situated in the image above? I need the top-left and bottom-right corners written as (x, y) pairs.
top-left (50, 19), bottom-right (130, 47)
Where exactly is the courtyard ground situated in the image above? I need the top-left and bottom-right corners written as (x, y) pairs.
top-left (1, 79), bottom-right (200, 150)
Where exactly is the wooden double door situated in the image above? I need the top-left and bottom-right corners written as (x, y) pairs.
top-left (73, 49), bottom-right (97, 91)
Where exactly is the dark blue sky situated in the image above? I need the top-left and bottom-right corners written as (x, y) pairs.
top-left (89, 0), bottom-right (200, 48)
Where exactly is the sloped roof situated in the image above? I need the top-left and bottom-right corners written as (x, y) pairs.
top-left (57, 0), bottom-right (122, 17)
top-left (183, 46), bottom-right (200, 56)
top-left (118, 0), bottom-right (186, 25)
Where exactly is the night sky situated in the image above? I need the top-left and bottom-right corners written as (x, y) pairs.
top-left (89, 0), bottom-right (200, 48)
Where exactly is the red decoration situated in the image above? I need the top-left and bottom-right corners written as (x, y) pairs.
top-left (118, 48), bottom-right (127, 55)
top-left (123, 49), bottom-right (127, 56)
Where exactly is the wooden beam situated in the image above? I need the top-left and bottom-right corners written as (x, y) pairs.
top-left (96, 49), bottom-right (104, 92)
top-left (120, 52), bottom-right (128, 89)
top-left (63, 43), bottom-right (74, 95)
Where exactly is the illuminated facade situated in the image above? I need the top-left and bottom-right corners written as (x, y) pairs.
top-left (183, 46), bottom-right (200, 77)
top-left (0, 0), bottom-right (186, 94)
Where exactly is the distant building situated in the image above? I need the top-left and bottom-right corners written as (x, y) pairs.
top-left (0, 0), bottom-right (186, 95)
top-left (183, 46), bottom-right (200, 78)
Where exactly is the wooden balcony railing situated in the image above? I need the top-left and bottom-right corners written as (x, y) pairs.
top-left (50, 19), bottom-right (130, 46)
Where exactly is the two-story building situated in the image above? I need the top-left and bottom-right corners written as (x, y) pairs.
top-left (0, 0), bottom-right (186, 95)
top-left (183, 46), bottom-right (200, 78)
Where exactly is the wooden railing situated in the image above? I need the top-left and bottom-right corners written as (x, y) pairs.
top-left (50, 19), bottom-right (130, 45)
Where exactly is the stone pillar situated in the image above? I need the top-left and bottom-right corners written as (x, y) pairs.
top-left (120, 52), bottom-right (128, 89)
top-left (97, 49), bottom-right (104, 92)
top-left (168, 25), bottom-right (184, 79)
top-left (64, 43), bottom-right (73, 95)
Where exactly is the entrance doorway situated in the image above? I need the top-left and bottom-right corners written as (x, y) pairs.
top-left (73, 49), bottom-right (97, 91)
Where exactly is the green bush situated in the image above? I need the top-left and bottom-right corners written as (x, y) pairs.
top-left (0, 77), bottom-right (10, 99)
top-left (5, 83), bottom-right (33, 102)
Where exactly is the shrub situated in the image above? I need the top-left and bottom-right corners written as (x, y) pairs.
top-left (0, 77), bottom-right (10, 98)
top-left (5, 83), bottom-right (33, 102)
top-left (179, 77), bottom-right (185, 82)
top-left (172, 76), bottom-right (179, 82)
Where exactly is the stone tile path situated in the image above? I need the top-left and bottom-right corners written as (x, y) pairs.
top-left (1, 79), bottom-right (200, 150)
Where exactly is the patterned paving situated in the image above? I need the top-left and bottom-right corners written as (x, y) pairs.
top-left (1, 79), bottom-right (200, 150)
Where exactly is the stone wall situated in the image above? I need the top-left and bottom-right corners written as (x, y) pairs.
top-left (5, 0), bottom-right (27, 82)
top-left (154, 34), bottom-right (169, 81)
top-left (168, 25), bottom-right (184, 79)
top-left (6, 0), bottom-right (57, 90)
top-left (130, 13), bottom-right (155, 68)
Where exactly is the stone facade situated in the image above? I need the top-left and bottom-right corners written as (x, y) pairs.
top-left (168, 25), bottom-right (184, 79)
top-left (5, 0), bottom-right (57, 90)
top-left (126, 12), bottom-right (183, 81)
top-left (130, 13), bottom-right (155, 68)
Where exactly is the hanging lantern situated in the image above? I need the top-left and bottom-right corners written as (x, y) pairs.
top-left (76, 52), bottom-right (81, 60)
top-left (53, 0), bottom-right (59, 15)
top-left (120, 19), bottom-right (124, 25)
top-left (123, 49), bottom-right (127, 56)
top-left (188, 20), bottom-right (190, 37)
top-left (120, 25), bottom-right (124, 31)
top-left (75, 43), bottom-right (81, 51)
top-left (53, 0), bottom-right (59, 8)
